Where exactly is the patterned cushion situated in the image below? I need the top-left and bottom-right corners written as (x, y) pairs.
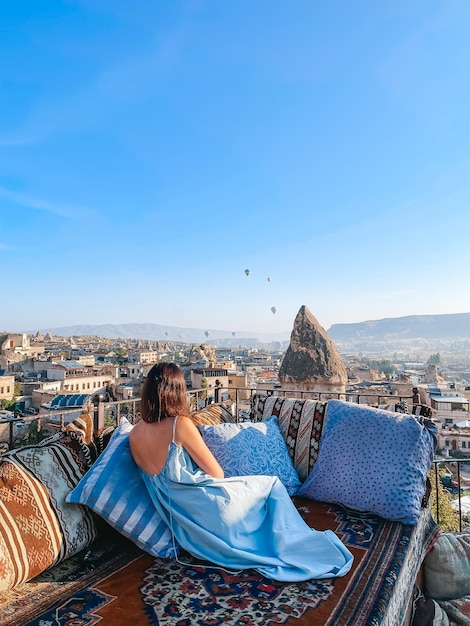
top-left (298, 399), bottom-right (437, 524)
top-left (251, 396), bottom-right (327, 482)
top-left (412, 404), bottom-right (433, 418)
top-left (63, 412), bottom-right (114, 463)
top-left (191, 403), bottom-right (235, 426)
top-left (199, 415), bottom-right (301, 496)
top-left (0, 431), bottom-right (96, 592)
top-left (67, 418), bottom-right (175, 558)
top-left (63, 412), bottom-right (94, 445)
top-left (424, 533), bottom-right (470, 600)
top-left (378, 400), bottom-right (410, 414)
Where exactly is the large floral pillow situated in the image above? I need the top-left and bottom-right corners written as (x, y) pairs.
top-left (199, 415), bottom-right (301, 495)
top-left (0, 431), bottom-right (96, 592)
top-left (298, 399), bottom-right (437, 524)
top-left (67, 418), bottom-right (175, 558)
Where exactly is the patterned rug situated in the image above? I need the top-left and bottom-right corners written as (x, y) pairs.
top-left (0, 499), bottom-right (440, 626)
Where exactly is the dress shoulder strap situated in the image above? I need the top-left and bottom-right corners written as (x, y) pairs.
top-left (172, 415), bottom-right (178, 442)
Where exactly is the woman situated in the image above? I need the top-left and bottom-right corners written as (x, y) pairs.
top-left (129, 362), bottom-right (353, 582)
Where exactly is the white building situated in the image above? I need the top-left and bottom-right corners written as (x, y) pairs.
top-left (423, 384), bottom-right (470, 456)
top-left (46, 360), bottom-right (112, 396)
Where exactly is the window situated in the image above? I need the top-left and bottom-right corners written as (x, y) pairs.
top-left (0, 387), bottom-right (3, 394)
top-left (82, 383), bottom-right (86, 390)
top-left (7, 386), bottom-right (10, 393)
top-left (462, 441), bottom-right (467, 449)
top-left (445, 440), bottom-right (450, 447)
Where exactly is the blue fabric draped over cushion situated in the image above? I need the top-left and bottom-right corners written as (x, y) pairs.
top-left (67, 417), bottom-right (175, 557)
top-left (298, 399), bottom-right (437, 524)
top-left (199, 415), bottom-right (301, 496)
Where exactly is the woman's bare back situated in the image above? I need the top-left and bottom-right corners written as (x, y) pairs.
top-left (130, 415), bottom-right (224, 479)
top-left (129, 418), bottom-right (174, 476)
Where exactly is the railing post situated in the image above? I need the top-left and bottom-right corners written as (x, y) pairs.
top-left (93, 397), bottom-right (105, 431)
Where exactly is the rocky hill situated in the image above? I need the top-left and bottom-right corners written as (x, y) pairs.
top-left (328, 312), bottom-right (470, 353)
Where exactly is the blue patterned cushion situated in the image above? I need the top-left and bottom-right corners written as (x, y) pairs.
top-left (199, 415), bottom-right (301, 496)
top-left (298, 399), bottom-right (437, 525)
top-left (66, 418), bottom-right (175, 557)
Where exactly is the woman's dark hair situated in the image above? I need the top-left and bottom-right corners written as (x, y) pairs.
top-left (141, 362), bottom-right (190, 423)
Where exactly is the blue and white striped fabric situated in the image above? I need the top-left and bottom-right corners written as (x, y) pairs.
top-left (66, 417), bottom-right (175, 557)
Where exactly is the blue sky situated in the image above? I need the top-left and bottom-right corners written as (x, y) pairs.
top-left (1, 0), bottom-right (469, 336)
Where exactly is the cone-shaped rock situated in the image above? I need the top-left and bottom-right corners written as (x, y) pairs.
top-left (279, 305), bottom-right (347, 394)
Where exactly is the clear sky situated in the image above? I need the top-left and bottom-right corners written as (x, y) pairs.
top-left (1, 0), bottom-right (469, 336)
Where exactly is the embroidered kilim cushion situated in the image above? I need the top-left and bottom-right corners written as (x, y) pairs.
top-left (63, 412), bottom-right (115, 462)
top-left (252, 396), bottom-right (328, 482)
top-left (191, 403), bottom-right (235, 426)
top-left (0, 431), bottom-right (96, 592)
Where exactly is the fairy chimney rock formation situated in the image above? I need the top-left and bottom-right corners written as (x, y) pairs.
top-left (278, 306), bottom-right (347, 395)
top-left (189, 343), bottom-right (216, 367)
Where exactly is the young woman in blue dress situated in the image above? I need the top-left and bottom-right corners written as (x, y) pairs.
top-left (129, 362), bottom-right (353, 582)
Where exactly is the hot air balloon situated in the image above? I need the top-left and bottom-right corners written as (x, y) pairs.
top-left (232, 331), bottom-right (236, 337)
top-left (165, 331), bottom-right (168, 337)
top-left (204, 330), bottom-right (210, 338)
top-left (244, 269), bottom-right (250, 276)
top-left (267, 277), bottom-right (271, 282)
top-left (271, 306), bottom-right (277, 314)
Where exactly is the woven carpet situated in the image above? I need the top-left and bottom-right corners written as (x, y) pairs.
top-left (0, 499), bottom-right (440, 626)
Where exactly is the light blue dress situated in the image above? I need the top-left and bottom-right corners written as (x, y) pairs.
top-left (139, 417), bottom-right (353, 582)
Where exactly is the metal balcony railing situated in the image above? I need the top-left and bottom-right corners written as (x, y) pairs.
top-left (2, 388), bottom-right (467, 532)
top-left (431, 458), bottom-right (470, 532)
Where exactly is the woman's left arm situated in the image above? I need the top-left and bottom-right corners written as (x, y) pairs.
top-left (176, 416), bottom-right (225, 478)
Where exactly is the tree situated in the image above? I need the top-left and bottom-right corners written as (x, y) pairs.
top-left (428, 465), bottom-right (461, 532)
top-left (199, 377), bottom-right (208, 408)
top-left (427, 353), bottom-right (442, 366)
top-left (366, 359), bottom-right (396, 376)
top-left (115, 347), bottom-right (129, 365)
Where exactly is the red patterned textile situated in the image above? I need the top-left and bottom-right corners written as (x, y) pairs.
top-left (0, 499), bottom-right (440, 625)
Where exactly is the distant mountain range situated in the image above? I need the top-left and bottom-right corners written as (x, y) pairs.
top-left (328, 312), bottom-right (470, 353)
top-left (26, 312), bottom-right (470, 352)
top-left (27, 322), bottom-right (290, 348)
top-left (328, 312), bottom-right (470, 341)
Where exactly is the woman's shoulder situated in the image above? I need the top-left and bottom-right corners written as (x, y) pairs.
top-left (176, 413), bottom-right (193, 424)
top-left (174, 414), bottom-right (200, 442)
